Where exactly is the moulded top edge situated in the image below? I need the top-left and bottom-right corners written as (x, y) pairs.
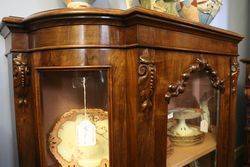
top-left (1, 7), bottom-right (244, 42)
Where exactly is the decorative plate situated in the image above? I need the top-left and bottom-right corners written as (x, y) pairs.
top-left (49, 108), bottom-right (109, 167)
top-left (167, 137), bottom-right (174, 158)
top-left (168, 125), bottom-right (205, 146)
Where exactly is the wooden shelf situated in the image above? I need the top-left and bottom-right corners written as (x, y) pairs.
top-left (167, 133), bottom-right (216, 167)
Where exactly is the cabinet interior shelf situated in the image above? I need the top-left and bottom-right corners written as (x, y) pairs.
top-left (167, 133), bottom-right (216, 167)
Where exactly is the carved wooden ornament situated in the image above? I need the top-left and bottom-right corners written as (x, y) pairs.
top-left (231, 59), bottom-right (239, 94)
top-left (165, 58), bottom-right (225, 103)
top-left (13, 54), bottom-right (30, 105)
top-left (138, 50), bottom-right (156, 112)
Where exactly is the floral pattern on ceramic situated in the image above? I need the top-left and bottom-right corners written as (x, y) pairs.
top-left (197, 0), bottom-right (222, 24)
top-left (152, 0), bottom-right (179, 16)
top-left (176, 0), bottom-right (200, 22)
top-left (126, 0), bottom-right (222, 24)
top-left (176, 0), bottom-right (222, 24)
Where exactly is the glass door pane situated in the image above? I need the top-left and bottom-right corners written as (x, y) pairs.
top-left (167, 72), bottom-right (219, 167)
top-left (40, 70), bottom-right (110, 167)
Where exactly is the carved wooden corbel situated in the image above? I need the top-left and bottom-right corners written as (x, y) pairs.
top-left (138, 49), bottom-right (156, 112)
top-left (13, 54), bottom-right (30, 105)
top-left (165, 58), bottom-right (225, 103)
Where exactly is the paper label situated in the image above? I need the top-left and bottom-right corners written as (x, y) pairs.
top-left (200, 120), bottom-right (209, 133)
top-left (77, 120), bottom-right (96, 146)
top-left (168, 112), bottom-right (174, 119)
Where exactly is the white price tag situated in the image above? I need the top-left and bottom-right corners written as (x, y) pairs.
top-left (200, 120), bottom-right (209, 133)
top-left (77, 120), bottom-right (96, 146)
top-left (168, 112), bottom-right (174, 119)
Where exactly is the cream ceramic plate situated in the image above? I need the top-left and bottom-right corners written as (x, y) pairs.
top-left (49, 109), bottom-right (109, 167)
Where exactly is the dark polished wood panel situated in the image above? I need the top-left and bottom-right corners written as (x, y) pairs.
top-left (1, 7), bottom-right (243, 167)
top-left (29, 25), bottom-right (125, 48)
top-left (11, 53), bottom-right (38, 167)
top-left (1, 7), bottom-right (242, 55)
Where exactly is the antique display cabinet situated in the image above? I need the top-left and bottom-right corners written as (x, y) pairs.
top-left (240, 59), bottom-right (250, 166)
top-left (0, 7), bottom-right (243, 167)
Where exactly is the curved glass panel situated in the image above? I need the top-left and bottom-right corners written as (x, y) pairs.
top-left (167, 72), bottom-right (219, 167)
top-left (40, 70), bottom-right (109, 167)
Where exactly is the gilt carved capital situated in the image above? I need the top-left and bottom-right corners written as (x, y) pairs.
top-left (138, 49), bottom-right (156, 112)
top-left (13, 54), bottom-right (30, 105)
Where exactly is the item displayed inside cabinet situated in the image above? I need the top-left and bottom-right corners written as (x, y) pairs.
top-left (167, 133), bottom-right (216, 167)
top-left (167, 136), bottom-right (174, 158)
top-left (168, 108), bottom-right (205, 146)
top-left (40, 70), bottom-right (109, 166)
top-left (49, 109), bottom-right (109, 167)
top-left (167, 71), bottom-right (219, 167)
top-left (167, 113), bottom-right (175, 158)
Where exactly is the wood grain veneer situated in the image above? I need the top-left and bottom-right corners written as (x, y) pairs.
top-left (0, 7), bottom-right (243, 167)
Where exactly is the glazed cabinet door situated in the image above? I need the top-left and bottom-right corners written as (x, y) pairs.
top-left (156, 51), bottom-right (237, 167)
top-left (30, 49), bottom-right (127, 167)
top-left (35, 68), bottom-right (111, 167)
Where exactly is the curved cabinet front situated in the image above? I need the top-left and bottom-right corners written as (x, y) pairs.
top-left (1, 7), bottom-right (243, 167)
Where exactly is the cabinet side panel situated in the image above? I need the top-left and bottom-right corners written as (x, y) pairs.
top-left (151, 50), bottom-right (167, 166)
top-left (12, 53), bottom-right (38, 167)
top-left (127, 49), bottom-right (167, 167)
top-left (126, 49), bottom-right (139, 166)
top-left (228, 57), bottom-right (239, 166)
top-left (108, 49), bottom-right (128, 167)
top-left (214, 56), bottom-right (231, 167)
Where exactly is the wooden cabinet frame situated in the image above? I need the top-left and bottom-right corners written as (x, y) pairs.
top-left (0, 7), bottom-right (243, 167)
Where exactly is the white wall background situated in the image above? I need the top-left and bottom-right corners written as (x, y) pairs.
top-left (0, 0), bottom-right (249, 166)
top-left (0, 1), bottom-right (65, 167)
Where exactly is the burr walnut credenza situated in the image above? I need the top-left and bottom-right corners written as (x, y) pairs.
top-left (0, 7), bottom-right (243, 167)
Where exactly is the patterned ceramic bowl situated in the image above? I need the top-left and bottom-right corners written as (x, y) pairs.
top-left (126, 0), bottom-right (179, 16)
top-left (176, 0), bottom-right (223, 24)
top-left (126, 0), bottom-right (222, 24)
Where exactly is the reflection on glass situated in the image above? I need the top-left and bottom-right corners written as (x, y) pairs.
top-left (167, 72), bottom-right (219, 167)
top-left (41, 70), bottom-right (109, 167)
